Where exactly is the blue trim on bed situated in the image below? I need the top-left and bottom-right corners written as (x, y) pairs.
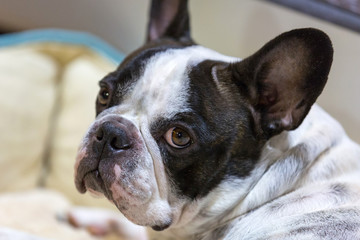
top-left (0, 29), bottom-right (124, 64)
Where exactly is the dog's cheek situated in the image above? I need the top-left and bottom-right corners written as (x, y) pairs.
top-left (108, 165), bottom-right (153, 206)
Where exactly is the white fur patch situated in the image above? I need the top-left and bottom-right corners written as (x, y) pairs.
top-left (106, 45), bottom-right (239, 123)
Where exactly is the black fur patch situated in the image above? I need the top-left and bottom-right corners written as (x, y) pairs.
top-left (151, 60), bottom-right (264, 199)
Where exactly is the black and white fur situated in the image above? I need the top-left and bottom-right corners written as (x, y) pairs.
top-left (74, 1), bottom-right (360, 239)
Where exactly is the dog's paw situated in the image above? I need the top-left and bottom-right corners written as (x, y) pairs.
top-left (66, 207), bottom-right (148, 240)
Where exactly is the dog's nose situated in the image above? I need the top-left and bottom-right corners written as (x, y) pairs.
top-left (94, 121), bottom-right (131, 154)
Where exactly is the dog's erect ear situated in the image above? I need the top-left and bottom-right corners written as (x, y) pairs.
top-left (147, 0), bottom-right (191, 42)
top-left (218, 28), bottom-right (333, 138)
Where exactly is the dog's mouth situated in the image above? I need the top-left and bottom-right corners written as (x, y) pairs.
top-left (81, 169), bottom-right (108, 196)
top-left (75, 150), bottom-right (175, 230)
top-left (76, 163), bottom-right (173, 231)
top-left (74, 115), bottom-right (175, 231)
top-left (76, 161), bottom-right (153, 206)
top-left (75, 165), bottom-right (112, 201)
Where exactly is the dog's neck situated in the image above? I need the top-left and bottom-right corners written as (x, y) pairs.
top-left (165, 104), bottom-right (354, 239)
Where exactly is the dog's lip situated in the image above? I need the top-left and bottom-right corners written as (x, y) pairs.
top-left (78, 169), bottom-right (117, 201)
top-left (75, 174), bottom-right (87, 194)
top-left (75, 170), bottom-right (96, 193)
top-left (76, 169), bottom-right (103, 194)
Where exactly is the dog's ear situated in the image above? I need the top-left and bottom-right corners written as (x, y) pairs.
top-left (147, 0), bottom-right (191, 42)
top-left (217, 28), bottom-right (333, 138)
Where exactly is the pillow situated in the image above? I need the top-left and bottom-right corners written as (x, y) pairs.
top-left (45, 50), bottom-right (118, 208)
top-left (0, 46), bottom-right (57, 191)
top-left (0, 189), bottom-right (97, 240)
top-left (0, 30), bottom-right (124, 209)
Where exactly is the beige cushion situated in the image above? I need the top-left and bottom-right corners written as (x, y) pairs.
top-left (0, 41), bottom-right (118, 209)
top-left (0, 189), bottom-right (97, 240)
top-left (0, 39), bottom-right (126, 239)
top-left (44, 47), bottom-right (117, 208)
top-left (0, 46), bottom-right (57, 191)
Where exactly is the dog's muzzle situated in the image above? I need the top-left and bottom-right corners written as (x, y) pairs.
top-left (75, 115), bottom-right (153, 206)
top-left (75, 114), bottom-right (173, 230)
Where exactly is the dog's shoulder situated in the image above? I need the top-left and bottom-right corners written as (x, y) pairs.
top-left (198, 105), bottom-right (360, 240)
top-left (220, 206), bottom-right (360, 240)
top-left (202, 180), bottom-right (360, 240)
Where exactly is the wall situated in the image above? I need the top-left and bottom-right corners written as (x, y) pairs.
top-left (1, 0), bottom-right (359, 143)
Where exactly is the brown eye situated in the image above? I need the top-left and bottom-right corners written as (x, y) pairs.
top-left (98, 87), bottom-right (110, 105)
top-left (164, 127), bottom-right (192, 148)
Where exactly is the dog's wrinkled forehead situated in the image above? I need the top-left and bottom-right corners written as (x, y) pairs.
top-left (98, 45), bottom-right (237, 122)
top-left (124, 47), bottom-right (192, 119)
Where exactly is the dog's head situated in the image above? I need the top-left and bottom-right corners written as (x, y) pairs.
top-left (75, 0), bottom-right (333, 231)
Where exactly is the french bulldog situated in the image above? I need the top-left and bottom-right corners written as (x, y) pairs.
top-left (73, 0), bottom-right (360, 239)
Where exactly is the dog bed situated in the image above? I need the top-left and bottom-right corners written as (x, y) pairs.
top-left (0, 29), bottom-right (125, 239)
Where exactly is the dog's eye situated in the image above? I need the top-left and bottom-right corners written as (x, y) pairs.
top-left (98, 87), bottom-right (110, 105)
top-left (164, 127), bottom-right (192, 148)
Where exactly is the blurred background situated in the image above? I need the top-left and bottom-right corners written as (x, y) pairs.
top-left (1, 0), bottom-right (358, 142)
top-left (0, 0), bottom-right (359, 239)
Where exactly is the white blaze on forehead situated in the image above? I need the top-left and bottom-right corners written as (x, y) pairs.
top-left (121, 45), bottom-right (239, 120)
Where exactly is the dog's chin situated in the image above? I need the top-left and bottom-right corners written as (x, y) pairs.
top-left (118, 204), bottom-right (173, 231)
top-left (81, 173), bottom-right (173, 231)
top-left (110, 188), bottom-right (174, 231)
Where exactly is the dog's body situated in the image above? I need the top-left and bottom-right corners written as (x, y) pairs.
top-left (73, 1), bottom-right (360, 239)
top-left (175, 104), bottom-right (360, 240)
